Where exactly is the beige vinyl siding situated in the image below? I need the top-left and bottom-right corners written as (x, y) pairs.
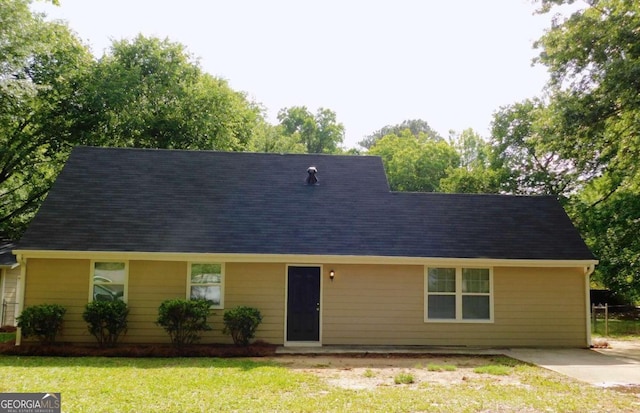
top-left (125, 260), bottom-right (186, 343)
top-left (223, 263), bottom-right (285, 344)
top-left (322, 264), bottom-right (588, 347)
top-left (23, 259), bottom-right (91, 342)
top-left (21, 258), bottom-right (587, 347)
top-left (90, 261), bottom-right (284, 344)
top-left (22, 259), bottom-right (286, 344)
top-left (1, 266), bottom-right (20, 326)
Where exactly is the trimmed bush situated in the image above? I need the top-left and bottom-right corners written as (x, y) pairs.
top-left (16, 304), bottom-right (66, 344)
top-left (157, 299), bottom-right (212, 347)
top-left (83, 300), bottom-right (129, 347)
top-left (222, 306), bottom-right (263, 346)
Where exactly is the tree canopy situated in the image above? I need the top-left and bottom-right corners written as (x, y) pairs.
top-left (0, 3), bottom-right (263, 237)
top-left (1, 0), bottom-right (92, 238)
top-left (276, 106), bottom-right (345, 154)
top-left (368, 129), bottom-right (459, 192)
top-left (358, 119), bottom-right (442, 150)
top-left (499, 0), bottom-right (640, 299)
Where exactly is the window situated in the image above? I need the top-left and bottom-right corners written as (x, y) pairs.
top-left (91, 261), bottom-right (127, 302)
top-left (425, 267), bottom-right (492, 322)
top-left (188, 263), bottom-right (224, 309)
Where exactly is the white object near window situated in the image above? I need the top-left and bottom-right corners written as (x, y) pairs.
top-left (425, 267), bottom-right (493, 322)
top-left (188, 263), bottom-right (224, 309)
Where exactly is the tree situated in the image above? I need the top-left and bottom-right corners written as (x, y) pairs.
top-left (368, 130), bottom-right (459, 192)
top-left (78, 35), bottom-right (262, 151)
top-left (359, 119), bottom-right (442, 150)
top-left (530, 0), bottom-right (640, 298)
top-left (0, 0), bottom-right (92, 238)
top-left (439, 129), bottom-right (505, 194)
top-left (489, 99), bottom-right (582, 198)
top-left (1, 26), bottom-right (264, 237)
top-left (276, 106), bottom-right (345, 154)
top-left (534, 0), bottom-right (640, 189)
top-left (247, 122), bottom-right (306, 154)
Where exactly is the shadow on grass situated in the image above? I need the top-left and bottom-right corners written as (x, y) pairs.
top-left (0, 341), bottom-right (277, 361)
top-left (0, 354), bottom-right (281, 370)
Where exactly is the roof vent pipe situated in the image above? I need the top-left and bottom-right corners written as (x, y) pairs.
top-left (306, 166), bottom-right (318, 185)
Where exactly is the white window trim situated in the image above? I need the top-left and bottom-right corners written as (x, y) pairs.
top-left (424, 266), bottom-right (494, 323)
top-left (187, 262), bottom-right (225, 309)
top-left (89, 260), bottom-right (129, 303)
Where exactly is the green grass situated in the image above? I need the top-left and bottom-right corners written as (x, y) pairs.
top-left (362, 368), bottom-right (375, 378)
top-left (0, 356), bottom-right (638, 412)
top-left (473, 365), bottom-right (512, 375)
top-left (426, 363), bottom-right (457, 372)
top-left (0, 333), bottom-right (15, 343)
top-left (592, 318), bottom-right (640, 338)
top-left (473, 356), bottom-right (522, 376)
top-left (393, 372), bottom-right (414, 384)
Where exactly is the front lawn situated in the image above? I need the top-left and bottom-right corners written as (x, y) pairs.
top-left (0, 355), bottom-right (638, 412)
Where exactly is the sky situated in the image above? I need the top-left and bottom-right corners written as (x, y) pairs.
top-left (33, 0), bottom-right (562, 149)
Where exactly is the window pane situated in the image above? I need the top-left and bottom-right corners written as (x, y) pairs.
top-left (191, 285), bottom-right (221, 305)
top-left (462, 296), bottom-right (490, 319)
top-left (93, 284), bottom-right (124, 301)
top-left (94, 262), bottom-right (126, 284)
top-left (191, 264), bottom-right (221, 284)
top-left (428, 268), bottom-right (456, 292)
top-left (428, 295), bottom-right (456, 319)
top-left (462, 268), bottom-right (489, 293)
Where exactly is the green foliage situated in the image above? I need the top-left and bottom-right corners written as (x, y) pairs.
top-left (16, 304), bottom-right (66, 344)
top-left (474, 365), bottom-right (513, 376)
top-left (247, 122), bottom-right (306, 154)
top-left (0, 333), bottom-right (16, 344)
top-left (0, 0), bottom-right (93, 238)
top-left (277, 106), bottom-right (345, 153)
top-left (0, 23), bottom-right (263, 238)
top-left (79, 35), bottom-right (262, 151)
top-left (393, 372), bottom-right (415, 384)
top-left (82, 300), bottom-right (129, 347)
top-left (489, 99), bottom-right (581, 197)
top-left (426, 364), bottom-right (457, 372)
top-left (156, 299), bottom-right (212, 347)
top-left (222, 306), bottom-right (263, 346)
top-left (359, 119), bottom-right (443, 150)
top-left (368, 129), bottom-right (459, 192)
top-left (530, 0), bottom-right (640, 298)
top-left (440, 129), bottom-right (506, 193)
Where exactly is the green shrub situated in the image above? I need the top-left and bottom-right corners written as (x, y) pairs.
top-left (394, 372), bottom-right (415, 384)
top-left (16, 304), bottom-right (66, 344)
top-left (83, 300), bottom-right (129, 347)
top-left (156, 299), bottom-right (212, 347)
top-left (222, 306), bottom-right (263, 346)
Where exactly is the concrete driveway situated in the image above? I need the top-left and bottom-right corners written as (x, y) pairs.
top-left (506, 340), bottom-right (640, 387)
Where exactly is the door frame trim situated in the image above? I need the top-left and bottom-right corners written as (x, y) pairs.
top-left (283, 264), bottom-right (323, 347)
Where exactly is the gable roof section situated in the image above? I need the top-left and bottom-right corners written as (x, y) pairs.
top-left (17, 146), bottom-right (595, 261)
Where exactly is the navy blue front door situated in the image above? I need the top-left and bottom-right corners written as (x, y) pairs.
top-left (287, 266), bottom-right (320, 341)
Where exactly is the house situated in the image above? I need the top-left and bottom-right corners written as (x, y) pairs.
top-left (0, 239), bottom-right (19, 327)
top-left (14, 146), bottom-right (597, 347)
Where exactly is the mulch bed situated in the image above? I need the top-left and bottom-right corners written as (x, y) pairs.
top-left (0, 340), bottom-right (277, 358)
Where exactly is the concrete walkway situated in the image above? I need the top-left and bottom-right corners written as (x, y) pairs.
top-left (506, 346), bottom-right (640, 387)
top-left (278, 341), bottom-right (640, 387)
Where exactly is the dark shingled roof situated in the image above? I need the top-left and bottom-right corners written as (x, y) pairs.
top-left (18, 146), bottom-right (595, 261)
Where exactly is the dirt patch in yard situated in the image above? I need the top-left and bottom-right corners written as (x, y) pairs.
top-left (263, 354), bottom-right (528, 390)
